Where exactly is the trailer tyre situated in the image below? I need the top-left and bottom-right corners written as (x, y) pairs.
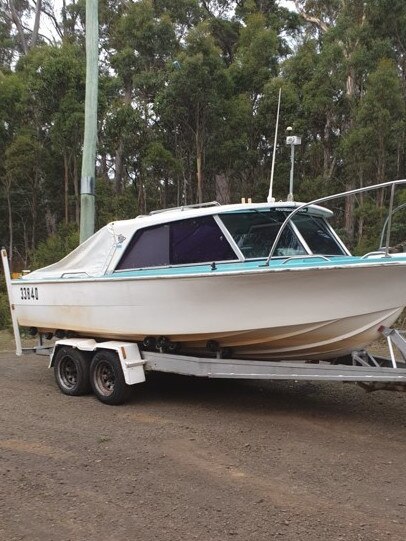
top-left (54, 347), bottom-right (91, 396)
top-left (90, 350), bottom-right (132, 405)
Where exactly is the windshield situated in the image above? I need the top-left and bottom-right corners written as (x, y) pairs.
top-left (292, 214), bottom-right (345, 255)
top-left (219, 209), bottom-right (345, 258)
top-left (219, 210), bottom-right (306, 258)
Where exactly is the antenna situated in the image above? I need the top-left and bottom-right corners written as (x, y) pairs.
top-left (267, 87), bottom-right (282, 203)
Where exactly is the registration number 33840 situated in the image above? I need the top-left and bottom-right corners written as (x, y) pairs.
top-left (20, 287), bottom-right (39, 301)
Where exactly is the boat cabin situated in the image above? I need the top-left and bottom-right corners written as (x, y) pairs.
top-left (116, 206), bottom-right (348, 271)
top-left (23, 202), bottom-right (350, 280)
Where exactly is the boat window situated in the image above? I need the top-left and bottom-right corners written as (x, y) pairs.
top-left (170, 216), bottom-right (236, 264)
top-left (116, 224), bottom-right (170, 269)
top-left (292, 215), bottom-right (345, 255)
top-left (219, 210), bottom-right (306, 258)
top-left (116, 215), bottom-right (237, 270)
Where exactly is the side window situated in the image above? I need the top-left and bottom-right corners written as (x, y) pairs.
top-left (116, 225), bottom-right (170, 270)
top-left (171, 216), bottom-right (236, 264)
top-left (116, 216), bottom-right (237, 270)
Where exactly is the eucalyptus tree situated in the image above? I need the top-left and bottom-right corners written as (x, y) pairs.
top-left (158, 21), bottom-right (231, 204)
top-left (18, 43), bottom-right (86, 226)
top-left (0, 71), bottom-right (27, 265)
top-left (106, 0), bottom-right (179, 200)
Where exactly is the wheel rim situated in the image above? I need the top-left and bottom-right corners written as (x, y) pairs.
top-left (58, 356), bottom-right (78, 389)
top-left (94, 361), bottom-right (115, 397)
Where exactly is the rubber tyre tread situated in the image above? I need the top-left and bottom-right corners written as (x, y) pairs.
top-left (54, 346), bottom-right (91, 396)
top-left (90, 350), bottom-right (132, 406)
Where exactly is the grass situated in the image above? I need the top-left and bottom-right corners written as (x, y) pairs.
top-left (0, 329), bottom-right (14, 352)
top-left (97, 435), bottom-right (112, 444)
top-left (0, 329), bottom-right (37, 352)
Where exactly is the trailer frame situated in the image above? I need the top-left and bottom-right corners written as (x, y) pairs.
top-left (18, 328), bottom-right (406, 404)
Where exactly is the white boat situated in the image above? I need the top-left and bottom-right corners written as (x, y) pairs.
top-left (5, 182), bottom-right (406, 361)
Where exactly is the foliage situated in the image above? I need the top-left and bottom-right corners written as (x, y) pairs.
top-left (30, 224), bottom-right (80, 269)
top-left (0, 0), bottom-right (406, 274)
top-left (0, 279), bottom-right (11, 330)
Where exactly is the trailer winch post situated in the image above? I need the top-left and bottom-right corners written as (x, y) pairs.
top-left (1, 249), bottom-right (22, 356)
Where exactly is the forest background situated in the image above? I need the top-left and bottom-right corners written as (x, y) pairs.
top-left (1, 0), bottom-right (406, 328)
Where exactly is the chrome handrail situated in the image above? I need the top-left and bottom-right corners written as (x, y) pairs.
top-left (281, 255), bottom-right (330, 264)
top-left (149, 201), bottom-right (221, 215)
top-left (379, 202), bottom-right (406, 249)
top-left (361, 251), bottom-right (387, 259)
top-left (264, 179), bottom-right (406, 266)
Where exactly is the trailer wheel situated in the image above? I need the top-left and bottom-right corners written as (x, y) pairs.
top-left (90, 350), bottom-right (132, 405)
top-left (54, 347), bottom-right (91, 396)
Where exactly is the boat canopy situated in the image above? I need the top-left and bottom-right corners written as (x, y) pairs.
top-left (24, 223), bottom-right (119, 279)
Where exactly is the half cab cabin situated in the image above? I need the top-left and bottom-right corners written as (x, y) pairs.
top-left (114, 204), bottom-right (349, 272)
top-left (23, 202), bottom-right (350, 281)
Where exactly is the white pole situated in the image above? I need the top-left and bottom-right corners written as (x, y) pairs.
top-left (1, 249), bottom-right (22, 356)
top-left (288, 142), bottom-right (295, 201)
top-left (267, 87), bottom-right (282, 203)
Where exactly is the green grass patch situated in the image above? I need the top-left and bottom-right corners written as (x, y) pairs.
top-left (0, 329), bottom-right (37, 352)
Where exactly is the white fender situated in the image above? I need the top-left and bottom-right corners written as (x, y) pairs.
top-left (50, 338), bottom-right (145, 385)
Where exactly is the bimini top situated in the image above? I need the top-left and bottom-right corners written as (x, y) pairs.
top-left (23, 201), bottom-right (340, 280)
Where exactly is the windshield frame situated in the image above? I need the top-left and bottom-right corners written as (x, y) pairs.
top-left (218, 208), bottom-right (347, 260)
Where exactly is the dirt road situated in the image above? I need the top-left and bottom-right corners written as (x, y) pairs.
top-left (0, 351), bottom-right (405, 541)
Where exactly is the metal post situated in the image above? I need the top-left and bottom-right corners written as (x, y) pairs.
top-left (80, 0), bottom-right (99, 244)
top-left (384, 183), bottom-right (396, 257)
top-left (288, 142), bottom-right (294, 201)
top-left (286, 132), bottom-right (301, 202)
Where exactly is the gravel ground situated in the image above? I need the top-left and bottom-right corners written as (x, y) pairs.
top-left (0, 350), bottom-right (406, 541)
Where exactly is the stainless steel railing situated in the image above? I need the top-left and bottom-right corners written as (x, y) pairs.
top-left (264, 179), bottom-right (406, 265)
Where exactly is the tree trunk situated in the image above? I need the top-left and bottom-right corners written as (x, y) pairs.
top-left (101, 153), bottom-right (109, 181)
top-left (344, 188), bottom-right (355, 244)
top-left (62, 0), bottom-right (67, 36)
top-left (31, 0), bottom-right (42, 49)
top-left (162, 178), bottom-right (168, 209)
top-left (73, 155), bottom-right (80, 225)
top-left (6, 183), bottom-right (13, 271)
top-left (64, 153), bottom-right (69, 224)
top-left (376, 134), bottom-right (386, 208)
top-left (23, 224), bottom-right (29, 268)
top-left (31, 171), bottom-right (38, 251)
top-left (137, 180), bottom-right (146, 215)
top-left (196, 121), bottom-right (204, 204)
top-left (357, 171), bottom-right (364, 244)
top-left (114, 86), bottom-right (132, 194)
top-left (215, 173), bottom-right (231, 204)
top-left (8, 0), bottom-right (28, 54)
top-left (45, 208), bottom-right (57, 236)
top-left (114, 138), bottom-right (125, 194)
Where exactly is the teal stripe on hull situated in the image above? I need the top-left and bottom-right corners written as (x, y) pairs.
top-left (111, 255), bottom-right (405, 278)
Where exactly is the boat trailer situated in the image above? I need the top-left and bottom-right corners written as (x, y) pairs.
top-left (3, 326), bottom-right (404, 405)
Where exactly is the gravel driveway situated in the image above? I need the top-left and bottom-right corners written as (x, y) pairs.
top-left (0, 351), bottom-right (405, 541)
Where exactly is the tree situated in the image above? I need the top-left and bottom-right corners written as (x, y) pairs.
top-left (158, 22), bottom-right (231, 203)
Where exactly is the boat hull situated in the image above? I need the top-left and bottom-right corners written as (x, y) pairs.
top-left (12, 263), bottom-right (406, 361)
